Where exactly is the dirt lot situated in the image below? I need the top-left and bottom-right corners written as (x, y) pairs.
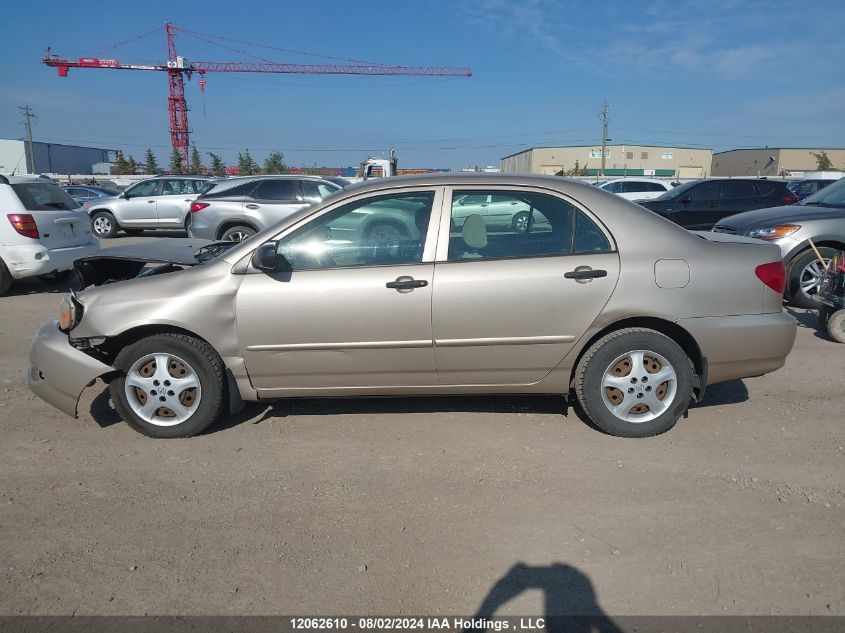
top-left (1, 235), bottom-right (843, 616)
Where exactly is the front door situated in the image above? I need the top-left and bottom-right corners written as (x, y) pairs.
top-left (670, 180), bottom-right (721, 230)
top-left (237, 188), bottom-right (442, 392)
top-left (120, 179), bottom-right (161, 225)
top-left (432, 188), bottom-right (620, 385)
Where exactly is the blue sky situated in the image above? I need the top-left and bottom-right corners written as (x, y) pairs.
top-left (2, 0), bottom-right (844, 170)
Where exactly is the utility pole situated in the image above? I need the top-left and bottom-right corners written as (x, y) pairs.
top-left (19, 105), bottom-right (37, 174)
top-left (599, 101), bottom-right (609, 179)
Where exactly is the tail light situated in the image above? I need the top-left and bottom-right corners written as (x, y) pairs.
top-left (755, 261), bottom-right (786, 295)
top-left (190, 202), bottom-right (210, 212)
top-left (7, 214), bottom-right (39, 239)
top-left (782, 194), bottom-right (799, 203)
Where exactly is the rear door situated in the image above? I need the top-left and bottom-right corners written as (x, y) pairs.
top-left (718, 180), bottom-right (758, 222)
top-left (10, 182), bottom-right (92, 248)
top-left (432, 187), bottom-right (620, 385)
top-left (157, 178), bottom-right (203, 227)
top-left (245, 179), bottom-right (309, 228)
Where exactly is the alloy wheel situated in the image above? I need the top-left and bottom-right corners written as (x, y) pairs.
top-left (799, 258), bottom-right (830, 298)
top-left (124, 353), bottom-right (202, 426)
top-left (600, 350), bottom-right (678, 423)
top-left (92, 216), bottom-right (112, 236)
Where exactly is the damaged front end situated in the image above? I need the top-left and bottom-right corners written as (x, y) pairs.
top-left (73, 238), bottom-right (237, 288)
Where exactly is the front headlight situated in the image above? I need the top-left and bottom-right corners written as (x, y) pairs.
top-left (58, 294), bottom-right (82, 332)
top-left (747, 224), bottom-right (801, 240)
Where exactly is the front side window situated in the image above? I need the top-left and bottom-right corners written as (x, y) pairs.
top-left (720, 181), bottom-right (755, 199)
top-left (447, 190), bottom-right (610, 261)
top-left (277, 191), bottom-right (434, 270)
top-left (126, 180), bottom-right (160, 198)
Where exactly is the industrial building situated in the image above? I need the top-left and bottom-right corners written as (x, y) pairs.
top-left (711, 148), bottom-right (845, 177)
top-left (0, 139), bottom-right (117, 176)
top-left (500, 144), bottom-right (713, 178)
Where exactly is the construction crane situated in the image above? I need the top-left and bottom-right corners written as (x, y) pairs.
top-left (43, 23), bottom-right (472, 168)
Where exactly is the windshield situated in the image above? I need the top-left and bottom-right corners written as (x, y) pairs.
top-left (802, 177), bottom-right (845, 207)
top-left (652, 180), bottom-right (697, 201)
top-left (12, 183), bottom-right (80, 210)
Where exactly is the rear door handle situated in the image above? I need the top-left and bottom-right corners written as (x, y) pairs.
top-left (245, 203), bottom-right (260, 210)
top-left (147, 200), bottom-right (155, 203)
top-left (564, 267), bottom-right (607, 282)
top-left (386, 276), bottom-right (428, 291)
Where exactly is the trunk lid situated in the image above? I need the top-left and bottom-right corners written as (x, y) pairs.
top-left (10, 182), bottom-right (93, 248)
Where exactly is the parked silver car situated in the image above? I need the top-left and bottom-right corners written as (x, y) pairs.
top-left (714, 176), bottom-right (845, 308)
top-left (187, 175), bottom-right (342, 242)
top-left (28, 174), bottom-right (795, 439)
top-left (85, 175), bottom-right (215, 238)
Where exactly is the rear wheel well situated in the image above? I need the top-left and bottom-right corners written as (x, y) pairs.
top-left (570, 317), bottom-right (704, 388)
top-left (216, 220), bottom-right (258, 241)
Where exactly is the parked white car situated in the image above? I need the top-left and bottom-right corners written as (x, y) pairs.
top-left (0, 175), bottom-right (98, 295)
top-left (599, 178), bottom-right (674, 201)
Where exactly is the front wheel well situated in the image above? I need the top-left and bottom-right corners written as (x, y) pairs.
top-left (569, 316), bottom-right (704, 389)
top-left (94, 324), bottom-right (219, 367)
top-left (786, 242), bottom-right (845, 267)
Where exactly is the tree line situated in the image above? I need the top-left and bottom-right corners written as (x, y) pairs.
top-left (111, 146), bottom-right (288, 176)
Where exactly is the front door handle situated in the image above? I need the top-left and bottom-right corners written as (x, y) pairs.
top-left (386, 276), bottom-right (428, 292)
top-left (147, 200), bottom-right (155, 203)
top-left (564, 267), bottom-right (607, 283)
top-left (245, 203), bottom-right (260, 210)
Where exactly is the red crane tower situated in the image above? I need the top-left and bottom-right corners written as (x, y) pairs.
top-left (43, 23), bottom-right (472, 168)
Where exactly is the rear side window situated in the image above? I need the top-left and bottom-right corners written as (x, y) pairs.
top-left (202, 180), bottom-right (258, 199)
top-left (11, 183), bottom-right (79, 211)
top-left (252, 179), bottom-right (302, 201)
top-left (642, 182), bottom-right (668, 192)
top-left (193, 180), bottom-right (215, 194)
top-left (448, 190), bottom-right (611, 261)
top-left (302, 180), bottom-right (339, 200)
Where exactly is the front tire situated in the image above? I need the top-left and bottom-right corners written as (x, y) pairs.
top-left (91, 211), bottom-right (118, 239)
top-left (574, 328), bottom-right (694, 438)
top-left (110, 333), bottom-right (226, 438)
top-left (827, 310), bottom-right (845, 344)
top-left (220, 225), bottom-right (256, 242)
top-left (786, 247), bottom-right (835, 309)
top-left (0, 258), bottom-right (12, 296)
top-left (512, 210), bottom-right (531, 233)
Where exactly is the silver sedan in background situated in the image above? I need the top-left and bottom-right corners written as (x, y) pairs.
top-left (28, 174), bottom-right (795, 439)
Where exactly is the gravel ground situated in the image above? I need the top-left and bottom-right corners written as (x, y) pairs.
top-left (1, 236), bottom-right (843, 616)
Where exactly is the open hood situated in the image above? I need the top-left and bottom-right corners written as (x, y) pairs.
top-left (74, 238), bottom-right (237, 288)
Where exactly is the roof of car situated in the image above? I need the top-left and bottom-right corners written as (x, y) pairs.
top-left (1, 175), bottom-right (59, 185)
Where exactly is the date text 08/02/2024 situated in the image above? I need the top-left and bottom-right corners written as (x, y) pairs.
top-left (290, 618), bottom-right (546, 631)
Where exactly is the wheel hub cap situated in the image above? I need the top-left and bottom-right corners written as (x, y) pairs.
top-left (600, 350), bottom-right (677, 423)
top-left (800, 259), bottom-right (830, 297)
top-left (124, 353), bottom-right (202, 426)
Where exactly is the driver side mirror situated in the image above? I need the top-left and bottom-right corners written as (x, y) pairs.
top-left (252, 241), bottom-right (292, 273)
top-left (119, 191), bottom-right (128, 199)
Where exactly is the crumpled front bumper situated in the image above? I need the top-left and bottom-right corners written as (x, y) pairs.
top-left (28, 321), bottom-right (115, 417)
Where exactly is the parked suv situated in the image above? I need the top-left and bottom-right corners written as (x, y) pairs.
top-left (0, 175), bottom-right (98, 295)
top-left (85, 175), bottom-right (216, 238)
top-left (187, 175), bottom-right (342, 242)
top-left (639, 178), bottom-right (798, 230)
top-left (714, 176), bottom-right (845, 308)
top-left (598, 178), bottom-right (673, 201)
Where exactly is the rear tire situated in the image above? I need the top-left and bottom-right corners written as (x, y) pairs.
top-left (220, 225), bottom-right (256, 242)
top-left (0, 258), bottom-right (12, 296)
top-left (786, 247), bottom-right (835, 309)
top-left (91, 211), bottom-right (118, 239)
top-left (110, 333), bottom-right (226, 438)
top-left (574, 327), bottom-right (694, 438)
top-left (827, 310), bottom-right (845, 344)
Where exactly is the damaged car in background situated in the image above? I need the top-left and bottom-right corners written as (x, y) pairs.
top-left (29, 174), bottom-right (796, 439)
